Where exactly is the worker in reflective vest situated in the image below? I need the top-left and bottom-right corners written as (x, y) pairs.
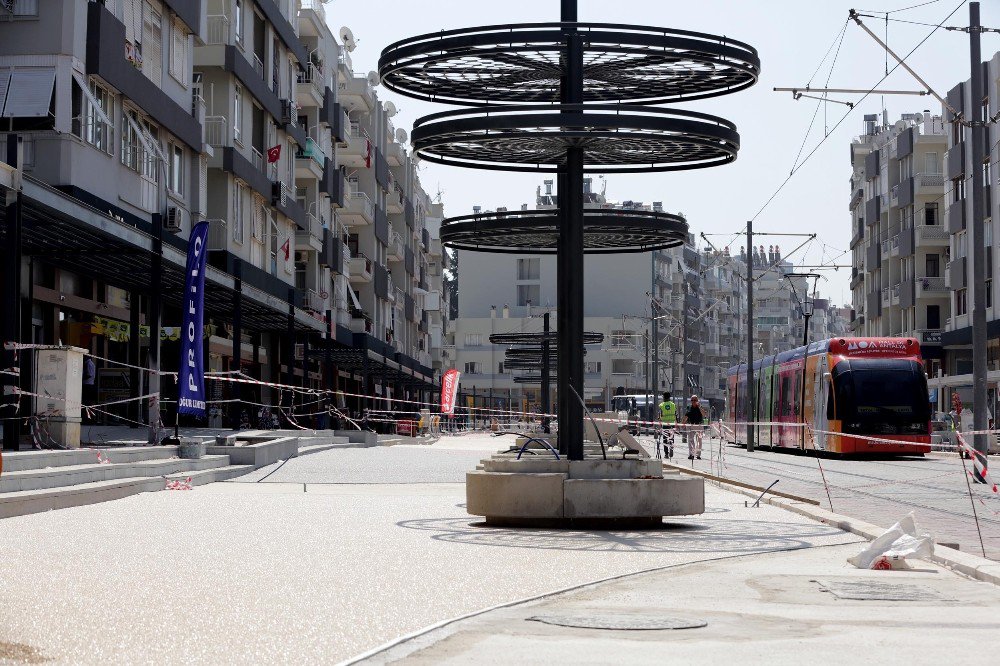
top-left (659, 392), bottom-right (677, 425)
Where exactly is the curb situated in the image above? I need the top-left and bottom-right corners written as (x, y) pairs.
top-left (688, 472), bottom-right (1000, 587)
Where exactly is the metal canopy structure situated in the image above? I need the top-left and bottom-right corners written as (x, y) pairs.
top-left (440, 208), bottom-right (687, 254)
top-left (381, 1), bottom-right (757, 459)
top-left (379, 23), bottom-right (760, 106)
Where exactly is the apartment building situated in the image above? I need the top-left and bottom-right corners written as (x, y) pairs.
top-left (849, 111), bottom-right (949, 374)
top-left (0, 1), bottom-right (447, 443)
top-left (936, 50), bottom-right (1000, 415)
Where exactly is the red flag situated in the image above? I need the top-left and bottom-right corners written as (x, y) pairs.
top-left (267, 145), bottom-right (282, 163)
top-left (280, 237), bottom-right (290, 261)
top-left (440, 369), bottom-right (460, 415)
top-left (365, 139), bottom-right (372, 169)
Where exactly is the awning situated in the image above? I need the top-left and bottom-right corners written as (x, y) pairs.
top-left (2, 68), bottom-right (56, 118)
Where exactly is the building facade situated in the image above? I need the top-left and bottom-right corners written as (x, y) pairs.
top-left (849, 110), bottom-right (949, 377)
top-left (0, 1), bottom-right (448, 444)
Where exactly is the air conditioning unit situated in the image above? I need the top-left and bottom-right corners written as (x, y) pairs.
top-left (294, 343), bottom-right (304, 360)
top-left (164, 206), bottom-right (185, 233)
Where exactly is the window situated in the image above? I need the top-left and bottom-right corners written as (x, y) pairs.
top-left (612, 359), bottom-right (634, 375)
top-left (169, 19), bottom-right (188, 86)
top-left (585, 361), bottom-right (602, 374)
top-left (924, 202), bottom-right (938, 226)
top-left (464, 333), bottom-right (482, 347)
top-left (168, 143), bottom-right (184, 194)
top-left (120, 109), bottom-right (158, 180)
top-left (926, 254), bottom-right (940, 278)
top-left (927, 305), bottom-right (940, 329)
top-left (232, 182), bottom-right (246, 244)
top-left (517, 284), bottom-right (539, 307)
top-left (498, 362), bottom-right (505, 374)
top-left (956, 288), bottom-right (968, 316)
top-left (233, 84), bottom-right (243, 144)
top-left (121, 109), bottom-right (140, 171)
top-left (234, 0), bottom-right (244, 46)
top-left (142, 1), bottom-right (163, 85)
top-left (85, 81), bottom-right (113, 154)
top-left (953, 177), bottom-right (965, 203)
top-left (464, 362), bottom-right (481, 374)
top-left (925, 151), bottom-right (939, 174)
top-left (517, 258), bottom-right (540, 280)
top-left (988, 280), bottom-right (994, 309)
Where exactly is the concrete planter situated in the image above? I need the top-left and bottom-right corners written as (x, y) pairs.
top-left (178, 440), bottom-right (206, 460)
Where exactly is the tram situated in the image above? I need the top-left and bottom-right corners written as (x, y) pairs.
top-left (726, 337), bottom-right (931, 455)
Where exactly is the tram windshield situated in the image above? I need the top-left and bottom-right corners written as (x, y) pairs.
top-left (831, 359), bottom-right (930, 435)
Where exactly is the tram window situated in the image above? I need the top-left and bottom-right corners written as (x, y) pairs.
top-left (827, 385), bottom-right (835, 420)
top-left (780, 376), bottom-right (792, 415)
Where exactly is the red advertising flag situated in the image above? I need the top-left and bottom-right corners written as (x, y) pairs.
top-left (280, 236), bottom-right (290, 261)
top-left (365, 139), bottom-right (372, 169)
top-left (267, 145), bottom-right (282, 163)
top-left (440, 369), bottom-right (461, 415)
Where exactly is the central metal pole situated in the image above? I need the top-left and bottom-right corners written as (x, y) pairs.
top-left (746, 219), bottom-right (755, 452)
top-left (541, 311), bottom-right (551, 433)
top-left (652, 256), bottom-right (659, 406)
top-left (967, 2), bottom-right (989, 475)
top-left (558, 0), bottom-right (585, 460)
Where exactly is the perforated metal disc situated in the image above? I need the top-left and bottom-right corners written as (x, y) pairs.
top-left (413, 104), bottom-right (739, 173)
top-left (379, 22), bottom-right (759, 105)
top-left (441, 208), bottom-right (688, 253)
top-left (527, 614), bottom-right (708, 630)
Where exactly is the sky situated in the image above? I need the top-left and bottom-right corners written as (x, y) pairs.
top-left (327, 0), bottom-right (1000, 305)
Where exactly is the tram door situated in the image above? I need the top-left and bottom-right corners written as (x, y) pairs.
top-left (811, 355), bottom-right (829, 451)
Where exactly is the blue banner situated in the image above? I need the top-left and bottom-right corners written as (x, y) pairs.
top-left (178, 221), bottom-right (210, 418)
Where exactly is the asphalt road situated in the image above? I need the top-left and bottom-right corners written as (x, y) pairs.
top-left (640, 433), bottom-right (1000, 560)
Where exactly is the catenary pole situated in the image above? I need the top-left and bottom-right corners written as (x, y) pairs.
top-left (746, 219), bottom-right (755, 452)
top-left (968, 2), bottom-right (989, 477)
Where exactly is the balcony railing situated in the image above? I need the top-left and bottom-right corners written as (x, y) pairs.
top-left (299, 0), bottom-right (327, 24)
top-left (347, 190), bottom-right (375, 220)
top-left (297, 63), bottom-right (325, 98)
top-left (295, 137), bottom-right (325, 165)
top-left (204, 116), bottom-right (227, 147)
top-left (207, 219), bottom-right (228, 251)
top-left (251, 147), bottom-right (264, 173)
top-left (206, 14), bottom-right (231, 45)
top-left (252, 53), bottom-right (265, 80)
top-left (918, 276), bottom-right (947, 292)
top-left (303, 212), bottom-right (322, 239)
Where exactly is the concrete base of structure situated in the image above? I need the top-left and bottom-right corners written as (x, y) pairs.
top-left (466, 451), bottom-right (704, 527)
top-left (43, 418), bottom-right (81, 449)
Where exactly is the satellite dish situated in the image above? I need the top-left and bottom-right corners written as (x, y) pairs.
top-left (384, 101), bottom-right (398, 118)
top-left (367, 71), bottom-right (380, 87)
top-left (894, 119), bottom-right (907, 132)
top-left (396, 127), bottom-right (408, 144)
top-left (914, 113), bottom-right (924, 123)
top-left (339, 26), bottom-right (357, 52)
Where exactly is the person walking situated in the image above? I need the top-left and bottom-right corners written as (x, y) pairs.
top-left (657, 391), bottom-right (677, 459)
top-left (684, 394), bottom-right (707, 460)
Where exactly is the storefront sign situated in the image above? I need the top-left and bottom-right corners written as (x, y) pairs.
top-left (178, 222), bottom-right (210, 417)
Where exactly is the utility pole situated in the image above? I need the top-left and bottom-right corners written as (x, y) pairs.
top-left (967, 1), bottom-right (989, 475)
top-left (746, 219), bottom-right (755, 452)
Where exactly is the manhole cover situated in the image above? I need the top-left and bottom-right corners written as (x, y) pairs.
top-left (814, 579), bottom-right (952, 602)
top-left (527, 614), bottom-right (707, 631)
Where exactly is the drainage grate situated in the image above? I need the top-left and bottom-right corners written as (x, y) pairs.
top-left (814, 579), bottom-right (953, 602)
top-left (527, 614), bottom-right (707, 631)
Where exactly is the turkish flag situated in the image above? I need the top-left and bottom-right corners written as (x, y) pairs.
top-left (280, 237), bottom-right (290, 261)
top-left (267, 145), bottom-right (281, 163)
top-left (365, 139), bottom-right (372, 169)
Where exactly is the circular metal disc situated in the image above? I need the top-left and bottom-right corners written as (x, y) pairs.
top-left (413, 105), bottom-right (738, 173)
top-left (379, 22), bottom-right (759, 105)
top-left (441, 208), bottom-right (688, 254)
top-left (527, 614), bottom-right (708, 631)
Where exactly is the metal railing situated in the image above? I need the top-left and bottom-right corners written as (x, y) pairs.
top-left (299, 0), bottom-right (327, 23)
top-left (347, 190), bottom-right (375, 220)
top-left (918, 276), bottom-right (947, 292)
top-left (204, 116), bottom-right (227, 147)
top-left (206, 14), bottom-right (231, 45)
top-left (304, 212), bottom-right (321, 238)
top-left (296, 137), bottom-right (325, 165)
top-left (297, 63), bottom-right (325, 98)
top-left (915, 171), bottom-right (944, 188)
top-left (251, 147), bottom-right (264, 173)
top-left (252, 53), bottom-right (265, 80)
top-left (207, 219), bottom-right (228, 251)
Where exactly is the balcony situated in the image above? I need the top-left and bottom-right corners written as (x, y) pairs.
top-left (891, 283), bottom-right (900, 305)
top-left (915, 214), bottom-right (948, 246)
top-left (881, 288), bottom-right (890, 307)
top-left (204, 115), bottom-right (227, 148)
top-left (917, 276), bottom-right (947, 294)
top-left (296, 63), bottom-right (325, 109)
top-left (424, 291), bottom-right (442, 311)
top-left (914, 171), bottom-right (944, 194)
top-left (340, 243), bottom-right (352, 278)
top-left (387, 184), bottom-right (405, 214)
top-left (349, 253), bottom-right (374, 283)
top-left (338, 77), bottom-right (376, 112)
top-left (295, 213), bottom-right (323, 251)
top-left (207, 218), bottom-right (228, 251)
top-left (387, 229), bottom-right (405, 261)
top-left (298, 0), bottom-right (328, 38)
top-left (338, 121), bottom-right (370, 168)
top-left (387, 141), bottom-right (405, 166)
top-left (206, 14), bottom-right (232, 45)
top-left (341, 190), bottom-right (374, 226)
top-left (350, 314), bottom-right (374, 335)
top-left (295, 137), bottom-right (325, 180)
top-left (337, 50), bottom-right (353, 85)
top-left (304, 289), bottom-right (326, 313)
